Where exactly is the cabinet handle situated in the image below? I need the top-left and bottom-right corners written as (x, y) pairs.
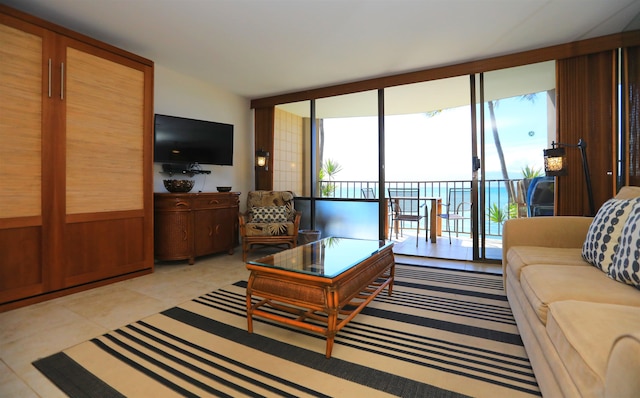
top-left (175, 201), bottom-right (189, 207)
top-left (208, 226), bottom-right (213, 237)
top-left (48, 59), bottom-right (52, 98)
top-left (60, 62), bottom-right (64, 100)
top-left (182, 229), bottom-right (188, 241)
top-left (208, 200), bottom-right (219, 205)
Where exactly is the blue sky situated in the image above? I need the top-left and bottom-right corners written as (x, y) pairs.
top-left (322, 93), bottom-right (549, 182)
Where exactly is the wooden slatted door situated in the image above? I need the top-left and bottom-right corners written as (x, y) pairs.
top-left (62, 41), bottom-right (149, 287)
top-left (0, 18), bottom-right (48, 303)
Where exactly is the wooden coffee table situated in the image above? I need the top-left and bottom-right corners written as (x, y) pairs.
top-left (245, 237), bottom-right (395, 358)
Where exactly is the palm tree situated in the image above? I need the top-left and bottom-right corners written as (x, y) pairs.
top-left (319, 158), bottom-right (343, 197)
top-left (487, 93), bottom-right (538, 203)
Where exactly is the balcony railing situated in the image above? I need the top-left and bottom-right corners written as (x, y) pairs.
top-left (318, 179), bottom-right (523, 238)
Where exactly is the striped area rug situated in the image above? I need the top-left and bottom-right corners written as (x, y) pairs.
top-left (33, 265), bottom-right (540, 397)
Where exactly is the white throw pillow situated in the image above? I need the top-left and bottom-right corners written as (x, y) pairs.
top-left (582, 198), bottom-right (640, 273)
top-left (609, 205), bottom-right (640, 289)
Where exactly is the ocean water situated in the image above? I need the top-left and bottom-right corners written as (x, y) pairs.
top-left (331, 183), bottom-right (517, 236)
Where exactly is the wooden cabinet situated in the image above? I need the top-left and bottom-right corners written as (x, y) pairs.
top-left (154, 193), bottom-right (240, 264)
top-left (0, 6), bottom-right (154, 311)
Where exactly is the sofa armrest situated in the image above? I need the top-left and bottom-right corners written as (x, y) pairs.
top-left (605, 332), bottom-right (640, 398)
top-left (502, 216), bottom-right (593, 269)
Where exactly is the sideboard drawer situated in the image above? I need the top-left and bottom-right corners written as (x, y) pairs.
top-left (193, 196), bottom-right (236, 209)
top-left (154, 195), bottom-right (193, 210)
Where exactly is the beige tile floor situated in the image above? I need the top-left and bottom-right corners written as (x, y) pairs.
top-left (0, 247), bottom-right (501, 397)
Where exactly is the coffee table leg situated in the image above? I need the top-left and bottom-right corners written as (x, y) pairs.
top-left (325, 336), bottom-right (335, 359)
top-left (325, 289), bottom-right (339, 358)
top-left (247, 273), bottom-right (254, 333)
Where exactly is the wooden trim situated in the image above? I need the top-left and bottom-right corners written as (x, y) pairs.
top-left (0, 268), bottom-right (153, 313)
top-left (65, 209), bottom-right (145, 223)
top-left (0, 216), bottom-right (42, 229)
top-left (251, 31), bottom-right (640, 108)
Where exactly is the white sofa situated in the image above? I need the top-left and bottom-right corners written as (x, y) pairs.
top-left (502, 186), bottom-right (640, 397)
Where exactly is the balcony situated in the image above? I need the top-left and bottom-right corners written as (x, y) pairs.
top-left (317, 179), bottom-right (525, 261)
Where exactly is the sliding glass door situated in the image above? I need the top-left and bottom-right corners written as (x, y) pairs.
top-left (384, 77), bottom-right (474, 260)
top-left (476, 61), bottom-right (556, 260)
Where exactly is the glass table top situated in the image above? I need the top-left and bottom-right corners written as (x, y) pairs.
top-left (248, 237), bottom-right (393, 278)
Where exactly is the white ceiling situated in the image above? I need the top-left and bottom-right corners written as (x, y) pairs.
top-left (3, 0), bottom-right (640, 100)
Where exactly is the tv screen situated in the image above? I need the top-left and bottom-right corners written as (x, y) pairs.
top-left (154, 114), bottom-right (234, 166)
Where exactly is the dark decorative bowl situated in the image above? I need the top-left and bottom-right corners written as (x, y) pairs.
top-left (217, 186), bottom-right (232, 192)
top-left (163, 179), bottom-right (194, 193)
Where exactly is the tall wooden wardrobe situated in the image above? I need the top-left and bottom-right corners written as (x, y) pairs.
top-left (0, 5), bottom-right (154, 311)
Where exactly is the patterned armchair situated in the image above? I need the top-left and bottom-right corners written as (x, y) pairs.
top-left (238, 190), bottom-right (301, 261)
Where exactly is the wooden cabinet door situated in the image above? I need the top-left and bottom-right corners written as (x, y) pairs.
top-left (60, 37), bottom-right (153, 287)
top-left (0, 16), bottom-right (50, 303)
top-left (1, 5), bottom-right (154, 310)
top-left (154, 210), bottom-right (192, 261)
top-left (194, 209), bottom-right (217, 257)
top-left (212, 206), bottom-right (236, 254)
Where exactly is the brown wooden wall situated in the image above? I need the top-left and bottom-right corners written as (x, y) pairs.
top-left (254, 107), bottom-right (274, 191)
top-left (556, 51), bottom-right (616, 215)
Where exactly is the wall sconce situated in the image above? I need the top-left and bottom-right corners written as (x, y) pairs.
top-left (543, 144), bottom-right (567, 176)
top-left (543, 138), bottom-right (595, 216)
top-left (255, 149), bottom-right (269, 171)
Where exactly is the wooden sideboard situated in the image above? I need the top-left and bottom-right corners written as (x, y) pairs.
top-left (154, 192), bottom-right (240, 264)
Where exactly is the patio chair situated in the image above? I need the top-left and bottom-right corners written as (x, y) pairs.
top-left (238, 190), bottom-right (301, 261)
top-left (361, 187), bottom-right (376, 198)
top-left (527, 176), bottom-right (554, 216)
top-left (387, 188), bottom-right (427, 246)
top-left (437, 188), bottom-right (472, 244)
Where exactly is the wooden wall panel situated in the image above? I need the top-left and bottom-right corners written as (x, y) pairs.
top-left (0, 23), bottom-right (42, 218)
top-left (254, 107), bottom-right (275, 191)
top-left (63, 217), bottom-right (145, 286)
top-left (556, 51), bottom-right (616, 216)
top-left (0, 227), bottom-right (42, 302)
top-left (65, 46), bottom-right (144, 214)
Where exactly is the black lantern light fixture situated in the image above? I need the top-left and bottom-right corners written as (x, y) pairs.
top-left (255, 149), bottom-right (269, 171)
top-left (543, 138), bottom-right (595, 216)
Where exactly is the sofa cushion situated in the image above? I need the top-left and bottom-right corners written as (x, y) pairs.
top-left (582, 198), bottom-right (639, 273)
top-left (546, 301), bottom-right (640, 398)
top-left (608, 205), bottom-right (640, 289)
top-left (507, 246), bottom-right (588, 281)
top-left (605, 331), bottom-right (640, 398)
top-left (614, 185), bottom-right (640, 200)
top-left (519, 264), bottom-right (640, 324)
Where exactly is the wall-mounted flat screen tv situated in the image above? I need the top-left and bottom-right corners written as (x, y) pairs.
top-left (154, 114), bottom-right (234, 166)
